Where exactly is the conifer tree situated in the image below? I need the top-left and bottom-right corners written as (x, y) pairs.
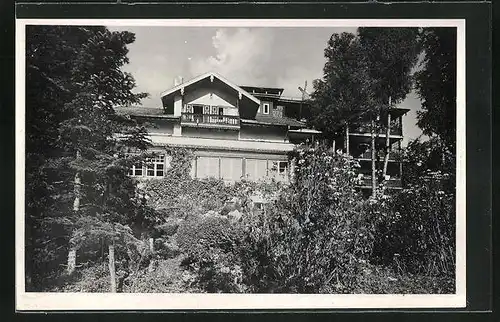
top-left (25, 25), bottom-right (155, 291)
top-left (310, 28), bottom-right (419, 196)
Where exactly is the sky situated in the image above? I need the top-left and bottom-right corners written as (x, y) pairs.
top-left (108, 26), bottom-right (425, 145)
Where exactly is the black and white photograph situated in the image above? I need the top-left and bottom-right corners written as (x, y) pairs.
top-left (16, 18), bottom-right (466, 310)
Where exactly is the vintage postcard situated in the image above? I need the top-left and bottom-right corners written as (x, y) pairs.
top-left (16, 18), bottom-right (466, 310)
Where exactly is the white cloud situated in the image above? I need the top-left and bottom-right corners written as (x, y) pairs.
top-left (189, 28), bottom-right (274, 86)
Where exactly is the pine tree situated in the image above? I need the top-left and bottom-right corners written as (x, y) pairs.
top-left (415, 27), bottom-right (457, 152)
top-left (25, 25), bottom-right (155, 291)
top-left (358, 27), bottom-right (420, 181)
top-left (309, 32), bottom-right (378, 195)
top-left (310, 29), bottom-right (419, 196)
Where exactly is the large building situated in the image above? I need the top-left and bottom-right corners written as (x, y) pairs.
top-left (117, 71), bottom-right (409, 189)
top-left (334, 107), bottom-right (409, 191)
top-left (117, 72), bottom-right (320, 183)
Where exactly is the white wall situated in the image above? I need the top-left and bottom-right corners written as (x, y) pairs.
top-left (174, 95), bottom-right (183, 116)
top-left (240, 125), bottom-right (287, 142)
top-left (184, 88), bottom-right (239, 116)
top-left (182, 127), bottom-right (239, 140)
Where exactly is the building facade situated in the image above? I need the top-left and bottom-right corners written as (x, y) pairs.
top-left (333, 107), bottom-right (409, 191)
top-left (118, 72), bottom-right (409, 190)
top-left (117, 72), bottom-right (320, 183)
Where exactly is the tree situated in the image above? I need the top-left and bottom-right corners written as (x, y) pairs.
top-left (309, 32), bottom-right (376, 139)
top-left (357, 27), bottom-right (420, 181)
top-left (414, 27), bottom-right (457, 151)
top-left (310, 29), bottom-right (419, 196)
top-left (25, 25), bottom-right (154, 291)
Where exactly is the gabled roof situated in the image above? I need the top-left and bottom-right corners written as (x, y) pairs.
top-left (160, 71), bottom-right (260, 105)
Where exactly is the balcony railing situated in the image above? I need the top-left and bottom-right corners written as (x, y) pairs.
top-left (350, 122), bottom-right (403, 136)
top-left (181, 113), bottom-right (240, 127)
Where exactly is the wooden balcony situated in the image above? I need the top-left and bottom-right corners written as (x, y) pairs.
top-left (350, 122), bottom-right (403, 136)
top-left (181, 112), bottom-right (240, 129)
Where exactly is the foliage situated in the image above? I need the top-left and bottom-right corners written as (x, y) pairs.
top-left (238, 146), bottom-right (375, 293)
top-left (122, 256), bottom-right (194, 293)
top-left (309, 32), bottom-right (376, 138)
top-left (177, 214), bottom-right (245, 293)
top-left (180, 146), bottom-right (381, 293)
top-left (415, 27), bottom-right (457, 150)
top-left (48, 263), bottom-right (112, 293)
top-left (309, 28), bottom-right (420, 139)
top-left (403, 136), bottom-right (455, 192)
top-left (353, 262), bottom-right (454, 294)
top-left (25, 25), bottom-right (155, 290)
top-left (369, 177), bottom-right (455, 279)
top-left (357, 27), bottom-right (421, 106)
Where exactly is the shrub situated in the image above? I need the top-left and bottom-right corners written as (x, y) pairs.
top-left (352, 262), bottom-right (454, 294)
top-left (123, 256), bottom-right (194, 293)
top-left (370, 173), bottom-right (455, 280)
top-left (49, 263), bottom-right (111, 292)
top-left (182, 146), bottom-right (378, 293)
top-left (176, 214), bottom-right (246, 292)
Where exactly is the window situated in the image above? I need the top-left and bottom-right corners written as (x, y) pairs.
top-left (146, 155), bottom-right (166, 177)
top-left (268, 160), bottom-right (288, 182)
top-left (196, 156), bottom-right (220, 179)
top-left (220, 157), bottom-right (243, 181)
top-left (129, 155), bottom-right (166, 177)
top-left (245, 159), bottom-right (268, 181)
top-left (278, 161), bottom-right (288, 175)
top-left (129, 164), bottom-right (143, 176)
top-left (263, 103), bottom-right (270, 114)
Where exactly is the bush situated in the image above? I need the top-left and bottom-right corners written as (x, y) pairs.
top-left (176, 214), bottom-right (245, 292)
top-left (235, 147), bottom-right (375, 293)
top-left (181, 146), bottom-right (378, 294)
top-left (49, 263), bottom-right (111, 292)
top-left (123, 256), bottom-right (194, 293)
top-left (352, 262), bottom-right (454, 294)
top-left (370, 175), bottom-right (455, 280)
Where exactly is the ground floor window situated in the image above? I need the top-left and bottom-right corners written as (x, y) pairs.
top-left (190, 156), bottom-right (288, 182)
top-left (245, 159), bottom-right (268, 181)
top-left (220, 157), bottom-right (243, 181)
top-left (196, 156), bottom-right (220, 179)
top-left (129, 164), bottom-right (143, 176)
top-left (146, 155), bottom-right (166, 177)
top-left (268, 160), bottom-right (288, 182)
top-left (129, 154), bottom-right (167, 178)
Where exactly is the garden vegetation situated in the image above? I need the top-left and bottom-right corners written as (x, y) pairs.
top-left (25, 26), bottom-right (456, 294)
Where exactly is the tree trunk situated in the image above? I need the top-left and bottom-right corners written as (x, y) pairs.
top-left (68, 149), bottom-right (81, 275)
top-left (67, 248), bottom-right (76, 275)
top-left (108, 242), bottom-right (117, 293)
top-left (370, 118), bottom-right (377, 197)
top-left (382, 97), bottom-right (392, 179)
top-left (149, 238), bottom-right (154, 253)
top-left (345, 122), bottom-right (350, 155)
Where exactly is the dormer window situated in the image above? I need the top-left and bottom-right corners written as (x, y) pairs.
top-left (263, 103), bottom-right (270, 115)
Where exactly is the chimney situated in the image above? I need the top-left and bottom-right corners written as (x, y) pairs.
top-left (173, 76), bottom-right (184, 86)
